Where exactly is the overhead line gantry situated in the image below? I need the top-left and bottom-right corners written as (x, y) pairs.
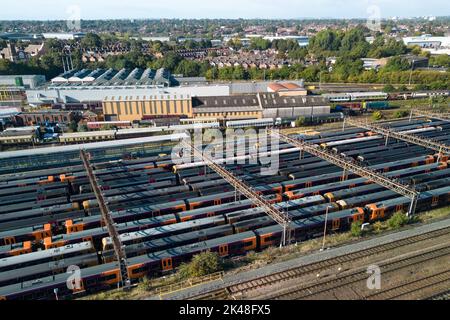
top-left (268, 129), bottom-right (420, 216)
top-left (179, 140), bottom-right (292, 246)
top-left (409, 109), bottom-right (450, 122)
top-left (80, 149), bottom-right (130, 288)
top-left (342, 117), bottom-right (449, 159)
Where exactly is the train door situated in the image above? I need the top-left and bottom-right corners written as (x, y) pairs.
top-left (4, 237), bottom-right (15, 245)
top-left (332, 219), bottom-right (340, 231)
top-left (219, 244), bottom-right (229, 257)
top-left (162, 258), bottom-right (173, 271)
top-left (214, 199), bottom-right (222, 206)
top-left (69, 277), bottom-right (85, 293)
top-left (432, 196), bottom-right (439, 207)
top-left (305, 182), bottom-right (313, 188)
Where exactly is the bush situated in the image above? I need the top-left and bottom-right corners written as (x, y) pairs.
top-left (372, 111), bottom-right (383, 121)
top-left (372, 221), bottom-right (384, 233)
top-left (178, 251), bottom-right (223, 278)
top-left (382, 84), bottom-right (395, 92)
top-left (351, 221), bottom-right (363, 237)
top-left (394, 109), bottom-right (409, 118)
top-left (387, 212), bottom-right (409, 230)
top-left (295, 116), bottom-right (306, 127)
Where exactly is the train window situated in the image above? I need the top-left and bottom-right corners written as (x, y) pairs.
top-left (104, 274), bottom-right (117, 281)
top-left (131, 267), bottom-right (146, 275)
top-left (243, 240), bottom-right (254, 247)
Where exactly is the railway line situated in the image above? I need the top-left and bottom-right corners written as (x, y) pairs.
top-left (262, 243), bottom-right (450, 300)
top-left (186, 225), bottom-right (450, 300)
top-left (364, 269), bottom-right (450, 300)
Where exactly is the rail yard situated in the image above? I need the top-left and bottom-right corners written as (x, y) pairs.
top-left (0, 114), bottom-right (449, 300)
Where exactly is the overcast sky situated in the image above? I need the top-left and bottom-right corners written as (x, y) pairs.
top-left (1, 0), bottom-right (448, 20)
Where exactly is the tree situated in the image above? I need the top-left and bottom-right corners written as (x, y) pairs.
top-left (178, 251), bottom-right (223, 278)
top-left (250, 37), bottom-right (271, 51)
top-left (81, 33), bottom-right (102, 48)
top-left (429, 54), bottom-right (450, 68)
top-left (175, 60), bottom-right (201, 77)
top-left (382, 84), bottom-right (396, 93)
top-left (384, 56), bottom-right (411, 72)
top-left (77, 123), bottom-right (88, 132)
top-left (309, 29), bottom-right (341, 52)
top-left (68, 120), bottom-right (78, 133)
top-left (232, 66), bottom-right (246, 80)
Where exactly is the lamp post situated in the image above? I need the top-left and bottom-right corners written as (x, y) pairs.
top-left (408, 60), bottom-right (415, 86)
top-left (320, 205), bottom-right (333, 251)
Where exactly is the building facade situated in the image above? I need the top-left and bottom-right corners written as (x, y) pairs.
top-left (103, 95), bottom-right (193, 122)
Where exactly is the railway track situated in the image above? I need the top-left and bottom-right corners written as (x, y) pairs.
top-left (365, 269), bottom-right (450, 300)
top-left (264, 243), bottom-right (450, 300)
top-left (188, 226), bottom-right (450, 300)
top-left (430, 290), bottom-right (450, 300)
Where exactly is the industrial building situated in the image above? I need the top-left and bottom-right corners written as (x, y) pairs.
top-left (103, 92), bottom-right (331, 122)
top-left (259, 93), bottom-right (330, 119)
top-left (26, 68), bottom-right (229, 105)
top-left (267, 82), bottom-right (308, 96)
top-left (0, 75), bottom-right (46, 89)
top-left (192, 95), bottom-right (262, 120)
top-left (103, 94), bottom-right (193, 122)
top-left (15, 110), bottom-right (75, 126)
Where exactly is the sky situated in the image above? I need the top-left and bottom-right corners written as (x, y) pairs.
top-left (1, 0), bottom-right (449, 20)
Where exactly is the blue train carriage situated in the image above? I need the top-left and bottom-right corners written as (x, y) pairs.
top-left (101, 225), bottom-right (235, 263)
top-left (0, 262), bottom-right (120, 300)
top-left (255, 207), bottom-right (365, 249)
top-left (0, 251), bottom-right (99, 287)
top-left (0, 224), bottom-right (52, 246)
top-left (126, 231), bottom-right (257, 279)
top-left (365, 186), bottom-right (450, 221)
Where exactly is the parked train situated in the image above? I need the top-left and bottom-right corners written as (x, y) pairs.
top-left (324, 90), bottom-right (449, 103)
top-left (1, 184), bottom-right (449, 300)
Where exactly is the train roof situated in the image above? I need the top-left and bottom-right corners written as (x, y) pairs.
top-left (0, 242), bottom-right (93, 269)
top-left (255, 208), bottom-right (361, 235)
top-left (0, 133), bottom-right (188, 160)
top-left (366, 185), bottom-right (450, 209)
top-left (111, 200), bottom-right (186, 215)
top-left (122, 225), bottom-right (234, 253)
top-left (0, 253), bottom-right (98, 285)
top-left (288, 203), bottom-right (340, 219)
top-left (104, 216), bottom-right (226, 244)
top-left (274, 196), bottom-right (325, 209)
top-left (292, 208), bottom-right (362, 227)
top-left (177, 200), bottom-right (253, 219)
top-left (0, 261), bottom-right (119, 298)
top-left (185, 191), bottom-right (236, 203)
top-left (127, 231), bottom-right (256, 266)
